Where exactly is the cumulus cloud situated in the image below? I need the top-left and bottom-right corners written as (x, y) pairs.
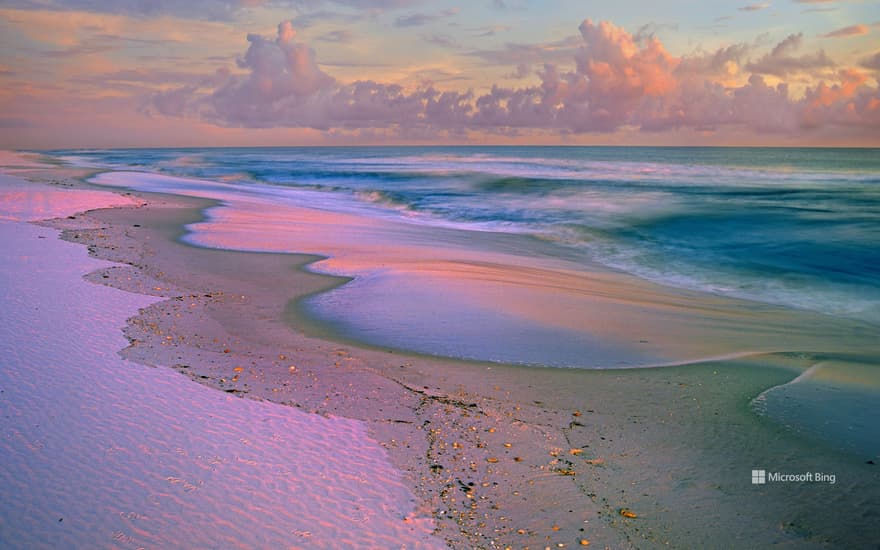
top-left (153, 21), bottom-right (473, 129)
top-left (745, 33), bottom-right (835, 76)
top-left (798, 68), bottom-right (876, 128)
top-left (200, 21), bottom-right (336, 126)
top-left (150, 19), bottom-right (880, 138)
top-left (676, 43), bottom-right (750, 78)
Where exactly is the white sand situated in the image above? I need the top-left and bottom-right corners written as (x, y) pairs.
top-left (0, 170), bottom-right (443, 548)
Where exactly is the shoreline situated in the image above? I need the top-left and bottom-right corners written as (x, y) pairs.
top-left (87, 168), bottom-right (878, 369)
top-left (0, 173), bottom-right (441, 548)
top-left (5, 155), bottom-right (879, 548)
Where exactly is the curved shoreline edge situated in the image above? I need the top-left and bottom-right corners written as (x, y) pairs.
top-left (5, 155), bottom-right (879, 549)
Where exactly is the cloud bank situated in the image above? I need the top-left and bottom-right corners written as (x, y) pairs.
top-left (151, 19), bottom-right (880, 138)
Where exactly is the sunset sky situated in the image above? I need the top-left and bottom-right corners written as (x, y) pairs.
top-left (1, 0), bottom-right (878, 148)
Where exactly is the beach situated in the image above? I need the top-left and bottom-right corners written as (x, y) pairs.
top-left (1, 149), bottom-right (878, 549)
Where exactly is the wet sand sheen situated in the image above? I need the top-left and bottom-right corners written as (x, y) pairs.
top-left (91, 170), bottom-right (877, 368)
top-left (4, 160), bottom-right (879, 548)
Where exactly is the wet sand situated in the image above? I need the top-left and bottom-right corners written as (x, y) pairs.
top-left (4, 158), bottom-right (879, 548)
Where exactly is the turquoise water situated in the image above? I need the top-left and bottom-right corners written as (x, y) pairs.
top-left (57, 146), bottom-right (880, 325)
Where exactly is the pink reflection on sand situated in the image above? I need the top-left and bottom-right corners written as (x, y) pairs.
top-left (0, 169), bottom-right (139, 223)
top-left (0, 150), bottom-right (51, 170)
top-left (189, 199), bottom-right (784, 363)
top-left (0, 187), bottom-right (141, 221)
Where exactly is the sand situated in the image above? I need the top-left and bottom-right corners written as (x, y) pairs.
top-left (0, 171), bottom-right (442, 549)
top-left (2, 153), bottom-right (878, 549)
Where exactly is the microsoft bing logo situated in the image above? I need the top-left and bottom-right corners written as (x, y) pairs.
top-left (752, 469), bottom-right (766, 484)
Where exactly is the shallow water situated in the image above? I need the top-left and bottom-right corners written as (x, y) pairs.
top-left (59, 146), bottom-right (880, 324)
top-left (86, 168), bottom-right (878, 370)
top-left (54, 150), bottom-right (880, 462)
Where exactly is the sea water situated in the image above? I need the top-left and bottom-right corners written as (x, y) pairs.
top-left (47, 146), bottom-right (880, 459)
top-left (57, 146), bottom-right (880, 325)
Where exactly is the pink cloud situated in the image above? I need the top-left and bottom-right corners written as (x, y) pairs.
top-left (739, 3), bottom-right (770, 12)
top-left (799, 69), bottom-right (879, 128)
top-left (150, 19), bottom-right (880, 139)
top-left (821, 24), bottom-right (870, 38)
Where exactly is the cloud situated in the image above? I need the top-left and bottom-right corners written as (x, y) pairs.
top-left (200, 21), bottom-right (336, 125)
top-left (489, 0), bottom-right (527, 9)
top-left (633, 22), bottom-right (679, 42)
top-left (73, 68), bottom-right (209, 86)
top-left (307, 0), bottom-right (416, 7)
top-left (291, 10), bottom-right (367, 29)
top-left (469, 24), bottom-right (511, 37)
top-left (150, 19), bottom-right (880, 139)
top-left (505, 63), bottom-right (531, 79)
top-left (316, 29), bottom-right (354, 43)
top-left (465, 35), bottom-right (582, 67)
top-left (153, 21), bottom-right (473, 129)
top-left (821, 24), bottom-right (869, 38)
top-left (798, 68), bottom-right (879, 129)
top-left (394, 8), bottom-right (458, 28)
top-left (421, 33), bottom-right (459, 48)
top-left (744, 33), bottom-right (835, 76)
top-left (739, 3), bottom-right (770, 12)
top-left (860, 51), bottom-right (880, 71)
top-left (28, 32), bottom-right (178, 58)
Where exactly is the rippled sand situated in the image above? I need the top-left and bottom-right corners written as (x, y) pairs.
top-left (0, 172), bottom-right (441, 549)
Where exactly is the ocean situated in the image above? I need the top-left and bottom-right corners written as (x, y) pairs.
top-left (44, 146), bottom-right (880, 460)
top-left (56, 146), bottom-right (880, 325)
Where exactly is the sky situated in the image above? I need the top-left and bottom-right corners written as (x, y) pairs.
top-left (0, 0), bottom-right (878, 148)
